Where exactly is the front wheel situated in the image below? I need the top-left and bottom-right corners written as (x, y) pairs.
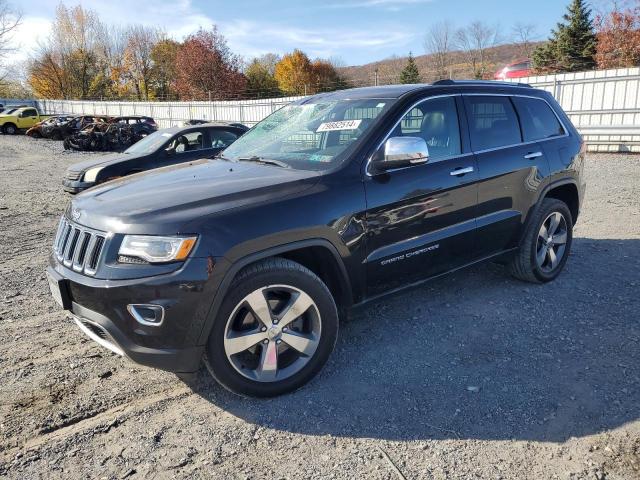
top-left (3, 124), bottom-right (17, 135)
top-left (204, 258), bottom-right (338, 397)
top-left (509, 198), bottom-right (573, 283)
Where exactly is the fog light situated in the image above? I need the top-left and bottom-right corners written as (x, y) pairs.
top-left (127, 304), bottom-right (165, 326)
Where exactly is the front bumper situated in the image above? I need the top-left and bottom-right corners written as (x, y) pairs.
top-left (62, 178), bottom-right (94, 194)
top-left (47, 255), bottom-right (218, 373)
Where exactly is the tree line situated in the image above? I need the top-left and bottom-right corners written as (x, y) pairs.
top-left (1, 0), bottom-right (639, 100)
top-left (24, 4), bottom-right (347, 101)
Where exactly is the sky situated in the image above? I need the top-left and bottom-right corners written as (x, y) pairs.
top-left (6, 0), bottom-right (594, 67)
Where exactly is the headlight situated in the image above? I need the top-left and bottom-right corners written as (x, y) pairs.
top-left (84, 167), bottom-right (103, 182)
top-left (118, 235), bottom-right (197, 263)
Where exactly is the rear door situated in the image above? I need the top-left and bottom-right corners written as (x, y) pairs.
top-left (464, 95), bottom-right (551, 258)
top-left (364, 95), bottom-right (479, 296)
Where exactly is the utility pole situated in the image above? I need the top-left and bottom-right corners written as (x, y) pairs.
top-left (374, 68), bottom-right (379, 86)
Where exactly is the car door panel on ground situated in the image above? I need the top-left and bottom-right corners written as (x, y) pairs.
top-left (464, 95), bottom-right (553, 259)
top-left (364, 95), bottom-right (479, 296)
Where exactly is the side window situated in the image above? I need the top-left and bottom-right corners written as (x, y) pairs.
top-left (172, 131), bottom-right (204, 153)
top-left (512, 96), bottom-right (565, 141)
top-left (209, 129), bottom-right (239, 148)
top-left (23, 109), bottom-right (37, 117)
top-left (465, 96), bottom-right (521, 151)
top-left (394, 96), bottom-right (461, 161)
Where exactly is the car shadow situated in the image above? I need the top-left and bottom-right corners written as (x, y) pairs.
top-left (191, 237), bottom-right (640, 442)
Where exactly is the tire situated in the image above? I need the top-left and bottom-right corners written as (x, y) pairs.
top-left (204, 258), bottom-right (338, 397)
top-left (3, 123), bottom-right (17, 135)
top-left (509, 198), bottom-right (573, 283)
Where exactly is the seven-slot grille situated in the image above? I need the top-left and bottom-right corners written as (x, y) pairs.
top-left (53, 217), bottom-right (107, 276)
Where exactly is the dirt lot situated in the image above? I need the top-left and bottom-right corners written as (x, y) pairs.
top-left (0, 135), bottom-right (638, 480)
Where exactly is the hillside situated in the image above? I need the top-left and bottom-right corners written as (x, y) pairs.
top-left (339, 41), bottom-right (544, 86)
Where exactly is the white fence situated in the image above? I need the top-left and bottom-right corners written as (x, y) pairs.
top-left (508, 67), bottom-right (640, 152)
top-left (35, 67), bottom-right (640, 152)
top-left (35, 96), bottom-right (304, 129)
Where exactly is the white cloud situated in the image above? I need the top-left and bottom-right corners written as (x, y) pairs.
top-left (220, 19), bottom-right (414, 61)
top-left (6, 0), bottom-right (419, 67)
top-left (3, 16), bottom-right (52, 64)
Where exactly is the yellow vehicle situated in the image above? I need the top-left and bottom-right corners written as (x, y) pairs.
top-left (0, 107), bottom-right (51, 134)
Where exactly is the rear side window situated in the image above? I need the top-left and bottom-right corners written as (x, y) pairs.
top-left (394, 96), bottom-right (461, 160)
top-left (465, 96), bottom-right (521, 151)
top-left (209, 129), bottom-right (239, 148)
top-left (512, 96), bottom-right (565, 141)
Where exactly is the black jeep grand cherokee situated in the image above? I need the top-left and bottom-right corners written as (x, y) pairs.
top-left (47, 81), bottom-right (585, 397)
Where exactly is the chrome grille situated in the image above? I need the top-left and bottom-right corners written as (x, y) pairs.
top-left (65, 171), bottom-right (83, 181)
top-left (53, 217), bottom-right (107, 276)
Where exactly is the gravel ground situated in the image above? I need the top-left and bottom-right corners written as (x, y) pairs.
top-left (0, 135), bottom-right (638, 480)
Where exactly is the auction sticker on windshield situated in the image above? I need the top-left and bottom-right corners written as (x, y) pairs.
top-left (316, 120), bottom-right (362, 132)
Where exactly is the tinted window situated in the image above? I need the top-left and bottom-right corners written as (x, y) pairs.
top-left (512, 96), bottom-right (565, 141)
top-left (209, 129), bottom-right (239, 148)
top-left (465, 96), bottom-right (521, 151)
top-left (23, 109), bottom-right (37, 117)
top-left (171, 131), bottom-right (205, 153)
top-left (394, 96), bottom-right (461, 160)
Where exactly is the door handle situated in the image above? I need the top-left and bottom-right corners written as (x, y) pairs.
top-left (450, 166), bottom-right (474, 176)
top-left (524, 151), bottom-right (543, 159)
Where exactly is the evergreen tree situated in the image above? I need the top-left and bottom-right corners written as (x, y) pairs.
top-left (399, 52), bottom-right (421, 84)
top-left (532, 0), bottom-right (597, 73)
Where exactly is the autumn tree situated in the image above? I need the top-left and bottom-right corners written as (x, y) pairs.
top-left (174, 27), bottom-right (245, 100)
top-left (149, 38), bottom-right (179, 99)
top-left (595, 1), bottom-right (640, 69)
top-left (28, 4), bottom-right (108, 98)
top-left (274, 49), bottom-right (313, 95)
top-left (533, 0), bottom-right (597, 73)
top-left (245, 54), bottom-right (280, 97)
top-left (310, 59), bottom-right (345, 92)
top-left (124, 25), bottom-right (162, 100)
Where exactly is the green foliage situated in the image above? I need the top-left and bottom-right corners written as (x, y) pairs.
top-left (245, 58), bottom-right (280, 98)
top-left (533, 0), bottom-right (597, 73)
top-left (399, 52), bottom-right (421, 84)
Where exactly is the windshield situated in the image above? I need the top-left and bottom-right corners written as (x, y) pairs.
top-left (124, 129), bottom-right (172, 154)
top-left (221, 98), bottom-right (393, 170)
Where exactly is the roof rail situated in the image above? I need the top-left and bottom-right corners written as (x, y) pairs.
top-left (432, 79), bottom-right (532, 88)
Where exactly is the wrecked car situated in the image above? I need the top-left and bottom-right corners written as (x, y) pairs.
top-left (62, 122), bottom-right (248, 193)
top-left (26, 115), bottom-right (75, 138)
top-left (43, 115), bottom-right (111, 140)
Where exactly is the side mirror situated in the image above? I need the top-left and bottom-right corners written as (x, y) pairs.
top-left (372, 136), bottom-right (429, 172)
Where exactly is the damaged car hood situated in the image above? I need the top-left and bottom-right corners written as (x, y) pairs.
top-left (69, 158), bottom-right (320, 233)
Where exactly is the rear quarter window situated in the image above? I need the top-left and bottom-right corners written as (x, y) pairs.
top-left (512, 96), bottom-right (565, 141)
top-left (464, 96), bottom-right (522, 151)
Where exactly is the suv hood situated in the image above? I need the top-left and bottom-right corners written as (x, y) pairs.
top-left (69, 158), bottom-right (320, 233)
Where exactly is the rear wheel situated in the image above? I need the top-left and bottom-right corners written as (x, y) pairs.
top-left (509, 198), bottom-right (573, 283)
top-left (204, 258), bottom-right (338, 397)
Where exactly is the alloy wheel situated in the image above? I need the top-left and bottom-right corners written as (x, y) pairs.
top-left (536, 211), bottom-right (568, 273)
top-left (223, 285), bottom-right (322, 383)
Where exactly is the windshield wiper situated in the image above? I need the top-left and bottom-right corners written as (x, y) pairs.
top-left (237, 156), bottom-right (289, 168)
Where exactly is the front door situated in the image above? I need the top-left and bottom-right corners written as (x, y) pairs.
top-left (364, 95), bottom-right (479, 297)
top-left (17, 108), bottom-right (38, 129)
